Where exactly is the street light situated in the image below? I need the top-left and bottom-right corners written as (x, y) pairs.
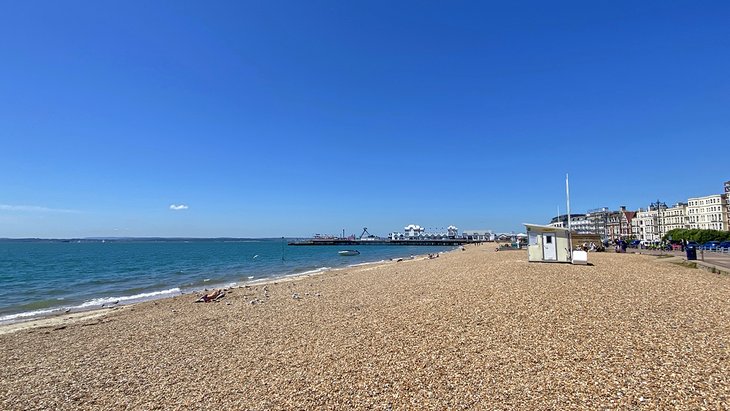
top-left (651, 199), bottom-right (667, 248)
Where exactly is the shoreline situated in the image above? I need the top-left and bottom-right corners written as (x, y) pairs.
top-left (0, 247), bottom-right (456, 335)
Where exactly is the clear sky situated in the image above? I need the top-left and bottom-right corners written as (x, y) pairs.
top-left (1, 1), bottom-right (729, 238)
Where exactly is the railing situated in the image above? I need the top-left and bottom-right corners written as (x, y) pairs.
top-left (703, 247), bottom-right (730, 254)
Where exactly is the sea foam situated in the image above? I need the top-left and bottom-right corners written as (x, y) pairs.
top-left (77, 288), bottom-right (182, 308)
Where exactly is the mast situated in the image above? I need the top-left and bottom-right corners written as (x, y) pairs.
top-left (566, 174), bottom-right (573, 257)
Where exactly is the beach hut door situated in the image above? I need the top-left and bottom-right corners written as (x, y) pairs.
top-left (543, 234), bottom-right (557, 261)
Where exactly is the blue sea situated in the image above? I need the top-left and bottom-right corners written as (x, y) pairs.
top-left (0, 239), bottom-right (454, 324)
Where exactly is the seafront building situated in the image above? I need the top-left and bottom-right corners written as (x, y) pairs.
top-left (661, 202), bottom-right (689, 233)
top-left (548, 179), bottom-right (730, 243)
top-left (462, 230), bottom-right (495, 242)
top-left (687, 194), bottom-right (729, 231)
top-left (606, 207), bottom-right (636, 241)
top-left (586, 208), bottom-right (611, 240)
top-left (632, 203), bottom-right (669, 243)
top-left (548, 214), bottom-right (593, 234)
top-left (389, 224), bottom-right (464, 240)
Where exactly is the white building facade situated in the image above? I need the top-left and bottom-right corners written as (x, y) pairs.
top-left (462, 230), bottom-right (494, 241)
top-left (389, 224), bottom-right (463, 240)
top-left (687, 194), bottom-right (729, 231)
top-left (634, 207), bottom-right (659, 242)
top-left (661, 202), bottom-right (689, 232)
top-left (548, 214), bottom-right (594, 234)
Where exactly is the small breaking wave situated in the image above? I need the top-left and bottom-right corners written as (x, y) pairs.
top-left (285, 267), bottom-right (331, 277)
top-left (0, 308), bottom-right (63, 323)
top-left (77, 288), bottom-right (182, 308)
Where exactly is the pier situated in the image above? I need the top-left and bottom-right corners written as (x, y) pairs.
top-left (288, 238), bottom-right (475, 246)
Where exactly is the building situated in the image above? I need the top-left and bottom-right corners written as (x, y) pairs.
top-left (404, 224), bottom-right (425, 238)
top-left (447, 225), bottom-right (459, 238)
top-left (462, 230), bottom-right (494, 242)
top-left (661, 202), bottom-right (689, 233)
top-left (633, 203), bottom-right (667, 243)
top-left (389, 224), bottom-right (463, 240)
top-left (606, 206), bottom-right (637, 241)
top-left (725, 181), bottom-right (730, 227)
top-left (524, 224), bottom-right (572, 263)
top-left (548, 214), bottom-right (593, 234)
top-left (552, 207), bottom-right (639, 240)
top-left (586, 207), bottom-right (612, 240)
top-left (687, 194), bottom-right (729, 231)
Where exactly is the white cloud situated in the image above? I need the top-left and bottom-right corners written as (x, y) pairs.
top-left (0, 204), bottom-right (79, 213)
top-left (169, 204), bottom-right (189, 211)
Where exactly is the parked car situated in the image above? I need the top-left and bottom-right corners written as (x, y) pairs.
top-left (629, 240), bottom-right (641, 248)
top-left (686, 241), bottom-right (700, 249)
top-left (718, 241), bottom-right (730, 250)
top-left (702, 241), bottom-right (720, 250)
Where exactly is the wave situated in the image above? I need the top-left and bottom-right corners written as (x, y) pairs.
top-left (0, 287), bottom-right (184, 323)
top-left (77, 288), bottom-right (182, 308)
top-left (347, 260), bottom-right (386, 268)
top-left (285, 266), bottom-right (331, 277)
top-left (0, 307), bottom-right (64, 323)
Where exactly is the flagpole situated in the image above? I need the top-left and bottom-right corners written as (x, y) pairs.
top-left (566, 173), bottom-right (573, 258)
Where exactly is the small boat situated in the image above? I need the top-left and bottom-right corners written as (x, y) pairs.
top-left (338, 250), bottom-right (360, 256)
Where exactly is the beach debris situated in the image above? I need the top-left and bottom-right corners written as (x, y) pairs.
top-left (195, 289), bottom-right (226, 303)
top-left (64, 308), bottom-right (71, 313)
top-left (291, 293), bottom-right (301, 300)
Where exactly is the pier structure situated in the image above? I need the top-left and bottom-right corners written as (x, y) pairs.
top-left (287, 238), bottom-right (474, 246)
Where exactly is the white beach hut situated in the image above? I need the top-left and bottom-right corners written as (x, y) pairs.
top-left (523, 223), bottom-right (572, 263)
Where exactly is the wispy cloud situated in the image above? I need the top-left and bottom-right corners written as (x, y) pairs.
top-left (0, 204), bottom-right (79, 213)
top-left (169, 204), bottom-right (189, 211)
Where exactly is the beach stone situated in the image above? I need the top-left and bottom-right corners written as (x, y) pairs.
top-left (2, 248), bottom-right (730, 410)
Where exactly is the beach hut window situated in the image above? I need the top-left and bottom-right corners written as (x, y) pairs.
top-left (529, 232), bottom-right (538, 246)
top-left (545, 235), bottom-right (552, 244)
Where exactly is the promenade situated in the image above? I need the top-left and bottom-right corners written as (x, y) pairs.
top-left (632, 248), bottom-right (730, 272)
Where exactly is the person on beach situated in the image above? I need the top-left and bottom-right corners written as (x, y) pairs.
top-left (196, 289), bottom-right (224, 303)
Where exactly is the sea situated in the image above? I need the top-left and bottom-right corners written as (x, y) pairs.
top-left (0, 239), bottom-right (454, 324)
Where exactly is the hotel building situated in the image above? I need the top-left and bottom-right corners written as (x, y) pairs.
top-left (687, 194), bottom-right (729, 231)
top-left (660, 202), bottom-right (689, 233)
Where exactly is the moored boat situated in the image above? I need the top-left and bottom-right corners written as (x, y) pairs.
top-left (338, 250), bottom-right (360, 256)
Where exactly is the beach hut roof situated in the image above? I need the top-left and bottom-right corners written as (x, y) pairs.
top-left (523, 223), bottom-right (571, 232)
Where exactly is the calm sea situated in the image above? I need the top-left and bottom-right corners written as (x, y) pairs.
top-left (0, 239), bottom-right (453, 323)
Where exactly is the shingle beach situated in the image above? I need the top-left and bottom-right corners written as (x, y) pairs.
top-left (1, 246), bottom-right (729, 410)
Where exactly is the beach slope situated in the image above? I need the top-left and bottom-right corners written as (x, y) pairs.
top-left (1, 247), bottom-right (729, 409)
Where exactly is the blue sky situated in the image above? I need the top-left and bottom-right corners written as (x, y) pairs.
top-left (1, 1), bottom-right (729, 238)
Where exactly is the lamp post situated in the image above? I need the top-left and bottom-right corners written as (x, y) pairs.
top-left (656, 200), bottom-right (662, 242)
top-left (651, 200), bottom-right (667, 251)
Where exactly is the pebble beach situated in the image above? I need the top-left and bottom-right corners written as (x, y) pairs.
top-left (1, 245), bottom-right (729, 410)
